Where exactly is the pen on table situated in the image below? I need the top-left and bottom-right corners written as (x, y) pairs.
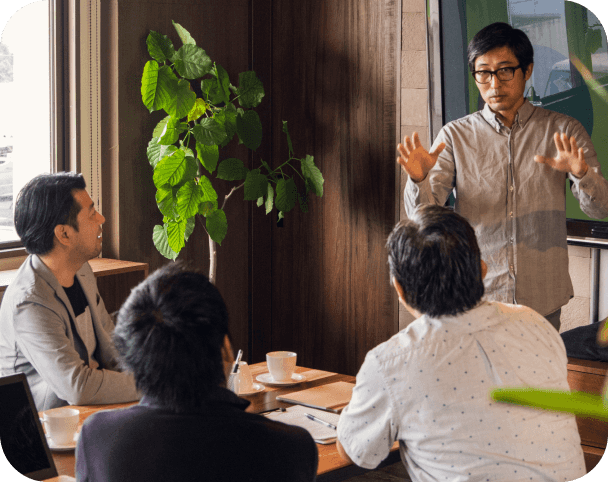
top-left (305, 412), bottom-right (337, 430)
top-left (232, 349), bottom-right (243, 374)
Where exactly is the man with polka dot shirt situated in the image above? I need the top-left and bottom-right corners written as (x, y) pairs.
top-left (336, 205), bottom-right (585, 481)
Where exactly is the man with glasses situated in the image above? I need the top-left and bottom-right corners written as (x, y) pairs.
top-left (398, 22), bottom-right (608, 332)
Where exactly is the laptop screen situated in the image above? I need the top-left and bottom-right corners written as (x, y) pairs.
top-left (0, 373), bottom-right (58, 480)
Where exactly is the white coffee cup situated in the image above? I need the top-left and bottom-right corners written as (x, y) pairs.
top-left (237, 361), bottom-right (254, 392)
top-left (266, 351), bottom-right (297, 382)
top-left (41, 407), bottom-right (79, 445)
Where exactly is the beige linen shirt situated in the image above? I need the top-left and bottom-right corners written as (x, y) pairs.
top-left (404, 100), bottom-right (608, 316)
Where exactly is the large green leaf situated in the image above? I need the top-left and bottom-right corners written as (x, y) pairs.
top-left (217, 158), bottom-right (248, 181)
top-left (188, 98), bottom-right (208, 122)
top-left (236, 71), bottom-right (265, 108)
top-left (206, 209), bottom-right (227, 245)
top-left (198, 201), bottom-right (217, 217)
top-left (146, 31), bottom-right (175, 63)
top-left (176, 180), bottom-right (204, 218)
top-left (301, 154), bottom-right (324, 197)
top-left (196, 143), bottom-right (219, 173)
top-left (153, 116), bottom-right (182, 145)
top-left (192, 118), bottom-right (227, 146)
top-left (153, 225), bottom-right (179, 260)
top-left (184, 216), bottom-right (195, 241)
top-left (172, 20), bottom-right (196, 46)
top-left (167, 218), bottom-right (187, 253)
top-left (213, 64), bottom-right (231, 104)
top-left (141, 62), bottom-right (177, 112)
top-left (236, 110), bottom-right (262, 151)
top-left (265, 183), bottom-right (274, 215)
top-left (214, 105), bottom-right (238, 147)
top-left (164, 79), bottom-right (196, 119)
top-left (275, 178), bottom-right (297, 212)
top-left (199, 175), bottom-right (218, 202)
top-left (282, 120), bottom-right (294, 158)
top-left (244, 169), bottom-right (268, 201)
top-left (156, 183), bottom-right (176, 217)
top-left (153, 150), bottom-right (197, 187)
top-left (173, 45), bottom-right (212, 79)
top-left (147, 139), bottom-right (177, 168)
top-left (201, 78), bottom-right (223, 104)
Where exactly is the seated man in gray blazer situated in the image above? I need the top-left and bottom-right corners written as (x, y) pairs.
top-left (0, 172), bottom-right (139, 411)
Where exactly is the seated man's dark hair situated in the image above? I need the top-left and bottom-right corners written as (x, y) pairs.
top-left (14, 172), bottom-right (86, 255)
top-left (467, 22), bottom-right (534, 73)
top-left (114, 263), bottom-right (230, 412)
top-left (387, 204), bottom-right (484, 317)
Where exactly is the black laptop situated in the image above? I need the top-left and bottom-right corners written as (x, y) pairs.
top-left (0, 373), bottom-right (58, 480)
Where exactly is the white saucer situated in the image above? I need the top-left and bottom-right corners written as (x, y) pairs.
top-left (46, 431), bottom-right (79, 451)
top-left (256, 373), bottom-right (306, 386)
top-left (238, 382), bottom-right (265, 395)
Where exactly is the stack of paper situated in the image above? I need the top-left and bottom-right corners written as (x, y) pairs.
top-left (265, 405), bottom-right (340, 444)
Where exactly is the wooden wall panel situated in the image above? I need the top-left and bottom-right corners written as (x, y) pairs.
top-left (264, 0), bottom-right (400, 375)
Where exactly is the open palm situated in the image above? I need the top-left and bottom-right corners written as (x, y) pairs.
top-left (534, 132), bottom-right (588, 179)
top-left (397, 132), bottom-right (446, 183)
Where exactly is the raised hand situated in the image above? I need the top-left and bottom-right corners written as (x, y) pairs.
top-left (534, 132), bottom-right (589, 179)
top-left (396, 132), bottom-right (446, 183)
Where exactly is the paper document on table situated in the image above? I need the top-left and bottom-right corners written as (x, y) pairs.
top-left (265, 405), bottom-right (339, 442)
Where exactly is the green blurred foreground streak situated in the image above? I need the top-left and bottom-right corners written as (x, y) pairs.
top-left (491, 388), bottom-right (608, 422)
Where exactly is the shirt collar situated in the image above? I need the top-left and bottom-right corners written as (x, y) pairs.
top-left (482, 98), bottom-right (535, 131)
top-left (139, 386), bottom-right (251, 413)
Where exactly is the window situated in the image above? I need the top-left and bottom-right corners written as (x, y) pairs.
top-left (0, 1), bottom-right (51, 246)
top-left (432, 0), bottom-right (608, 235)
top-left (0, 0), bottom-right (100, 251)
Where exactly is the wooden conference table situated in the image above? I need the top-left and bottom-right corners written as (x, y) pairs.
top-left (45, 362), bottom-right (399, 482)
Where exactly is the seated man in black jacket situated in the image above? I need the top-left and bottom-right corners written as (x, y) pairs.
top-left (75, 263), bottom-right (318, 482)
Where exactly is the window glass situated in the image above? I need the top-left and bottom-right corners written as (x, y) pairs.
top-left (454, 0), bottom-right (608, 223)
top-left (0, 1), bottom-right (51, 245)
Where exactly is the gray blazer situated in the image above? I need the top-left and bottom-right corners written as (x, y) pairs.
top-left (0, 255), bottom-right (139, 411)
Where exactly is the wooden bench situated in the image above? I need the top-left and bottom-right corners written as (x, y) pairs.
top-left (567, 357), bottom-right (608, 472)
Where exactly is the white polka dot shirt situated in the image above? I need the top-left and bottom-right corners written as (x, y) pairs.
top-left (337, 301), bottom-right (586, 481)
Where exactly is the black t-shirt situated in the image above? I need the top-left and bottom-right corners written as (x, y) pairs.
top-left (63, 277), bottom-right (88, 318)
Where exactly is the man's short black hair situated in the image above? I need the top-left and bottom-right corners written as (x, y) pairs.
top-left (114, 263), bottom-right (230, 412)
top-left (387, 205), bottom-right (484, 317)
top-left (467, 22), bottom-right (534, 73)
top-left (14, 172), bottom-right (86, 255)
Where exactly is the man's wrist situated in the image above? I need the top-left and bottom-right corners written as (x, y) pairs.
top-left (573, 162), bottom-right (589, 179)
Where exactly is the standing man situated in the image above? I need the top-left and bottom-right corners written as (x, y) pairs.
top-left (0, 172), bottom-right (139, 411)
top-left (398, 22), bottom-right (608, 331)
top-left (76, 263), bottom-right (318, 482)
top-left (336, 205), bottom-right (586, 481)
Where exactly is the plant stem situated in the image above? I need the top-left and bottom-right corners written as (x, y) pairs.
top-left (221, 183), bottom-right (244, 210)
top-left (203, 183), bottom-right (244, 284)
top-left (209, 235), bottom-right (217, 285)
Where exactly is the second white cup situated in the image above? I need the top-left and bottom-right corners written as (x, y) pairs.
top-left (41, 407), bottom-right (79, 445)
top-left (266, 351), bottom-right (297, 382)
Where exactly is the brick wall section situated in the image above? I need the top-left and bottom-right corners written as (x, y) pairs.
top-left (399, 0), bottom-right (428, 331)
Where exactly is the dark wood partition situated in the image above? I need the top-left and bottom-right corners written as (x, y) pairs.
top-left (100, 0), bottom-right (400, 376)
top-left (255, 0), bottom-right (401, 374)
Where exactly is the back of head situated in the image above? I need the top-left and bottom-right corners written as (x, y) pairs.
top-left (387, 205), bottom-right (484, 317)
top-left (467, 22), bottom-right (534, 72)
top-left (114, 263), bottom-right (230, 411)
top-left (14, 172), bottom-right (86, 255)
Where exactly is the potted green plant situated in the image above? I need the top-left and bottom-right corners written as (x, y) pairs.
top-left (140, 21), bottom-right (324, 283)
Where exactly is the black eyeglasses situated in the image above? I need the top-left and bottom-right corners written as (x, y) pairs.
top-left (472, 65), bottom-right (523, 84)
